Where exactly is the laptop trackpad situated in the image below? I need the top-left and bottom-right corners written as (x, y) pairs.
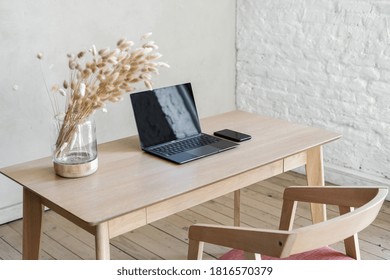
top-left (187, 145), bottom-right (219, 156)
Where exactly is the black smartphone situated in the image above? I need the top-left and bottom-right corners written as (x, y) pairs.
top-left (214, 129), bottom-right (252, 142)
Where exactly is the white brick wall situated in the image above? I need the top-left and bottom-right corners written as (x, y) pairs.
top-left (236, 0), bottom-right (390, 193)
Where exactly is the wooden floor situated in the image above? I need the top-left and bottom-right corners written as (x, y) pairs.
top-left (0, 171), bottom-right (389, 260)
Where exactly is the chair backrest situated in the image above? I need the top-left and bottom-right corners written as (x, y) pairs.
top-left (277, 186), bottom-right (388, 258)
top-left (187, 186), bottom-right (388, 260)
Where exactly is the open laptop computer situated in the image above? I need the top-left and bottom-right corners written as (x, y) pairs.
top-left (130, 83), bottom-right (238, 164)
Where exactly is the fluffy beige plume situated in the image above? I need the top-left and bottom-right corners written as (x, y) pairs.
top-left (41, 35), bottom-right (168, 154)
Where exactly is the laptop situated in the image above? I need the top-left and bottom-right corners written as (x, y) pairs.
top-left (130, 83), bottom-right (238, 164)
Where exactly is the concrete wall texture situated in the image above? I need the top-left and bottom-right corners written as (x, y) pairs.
top-left (0, 0), bottom-right (236, 223)
top-left (236, 0), bottom-right (390, 189)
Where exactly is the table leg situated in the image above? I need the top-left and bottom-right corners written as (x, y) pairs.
top-left (339, 206), bottom-right (360, 259)
top-left (95, 222), bottom-right (110, 260)
top-left (23, 189), bottom-right (43, 260)
top-left (234, 190), bottom-right (241, 226)
top-left (306, 146), bottom-right (326, 223)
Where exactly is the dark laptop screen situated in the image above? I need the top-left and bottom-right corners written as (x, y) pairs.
top-left (130, 83), bottom-right (202, 148)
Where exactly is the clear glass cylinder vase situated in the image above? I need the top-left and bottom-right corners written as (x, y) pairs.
top-left (52, 114), bottom-right (98, 178)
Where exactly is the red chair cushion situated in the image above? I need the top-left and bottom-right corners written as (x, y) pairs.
top-left (219, 246), bottom-right (354, 260)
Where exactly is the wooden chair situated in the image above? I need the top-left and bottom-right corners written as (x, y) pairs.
top-left (188, 186), bottom-right (388, 260)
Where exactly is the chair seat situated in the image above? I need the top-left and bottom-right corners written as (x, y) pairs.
top-left (219, 246), bottom-right (354, 260)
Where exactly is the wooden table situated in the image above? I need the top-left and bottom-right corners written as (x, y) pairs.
top-left (1, 111), bottom-right (341, 260)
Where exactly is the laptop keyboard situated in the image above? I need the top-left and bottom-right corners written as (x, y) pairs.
top-left (150, 134), bottom-right (220, 156)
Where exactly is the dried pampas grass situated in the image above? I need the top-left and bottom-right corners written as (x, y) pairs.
top-left (38, 33), bottom-right (169, 156)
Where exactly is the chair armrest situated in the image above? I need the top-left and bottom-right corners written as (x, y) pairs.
top-left (188, 224), bottom-right (296, 259)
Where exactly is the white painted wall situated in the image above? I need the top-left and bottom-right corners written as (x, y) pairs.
top-left (236, 0), bottom-right (390, 199)
top-left (0, 0), bottom-right (236, 224)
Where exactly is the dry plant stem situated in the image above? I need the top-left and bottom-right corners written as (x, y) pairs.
top-left (49, 35), bottom-right (169, 157)
top-left (55, 99), bottom-right (94, 152)
top-left (38, 61), bottom-right (58, 116)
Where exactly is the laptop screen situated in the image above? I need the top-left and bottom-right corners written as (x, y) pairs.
top-left (130, 83), bottom-right (202, 148)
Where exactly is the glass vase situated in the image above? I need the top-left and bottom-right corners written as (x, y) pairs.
top-left (52, 114), bottom-right (98, 178)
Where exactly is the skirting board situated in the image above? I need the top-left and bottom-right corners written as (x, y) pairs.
top-left (0, 203), bottom-right (22, 225)
top-left (0, 204), bottom-right (50, 225)
top-left (294, 163), bottom-right (390, 201)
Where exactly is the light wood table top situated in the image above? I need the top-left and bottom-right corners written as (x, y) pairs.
top-left (1, 110), bottom-right (341, 259)
top-left (1, 110), bottom-right (340, 226)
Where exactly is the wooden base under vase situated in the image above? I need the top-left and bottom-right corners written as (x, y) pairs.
top-left (53, 157), bottom-right (98, 178)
